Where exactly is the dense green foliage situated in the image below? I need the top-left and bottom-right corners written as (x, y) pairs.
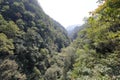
top-left (67, 0), bottom-right (120, 79)
top-left (0, 0), bottom-right (70, 79)
top-left (0, 0), bottom-right (120, 80)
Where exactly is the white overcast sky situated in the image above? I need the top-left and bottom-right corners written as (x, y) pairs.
top-left (38, 0), bottom-right (98, 28)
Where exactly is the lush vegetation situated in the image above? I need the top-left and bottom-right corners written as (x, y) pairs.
top-left (0, 0), bottom-right (70, 79)
top-left (0, 0), bottom-right (120, 80)
top-left (67, 0), bottom-right (120, 80)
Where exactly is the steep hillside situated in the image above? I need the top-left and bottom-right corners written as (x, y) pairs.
top-left (49, 0), bottom-right (120, 80)
top-left (67, 25), bottom-right (79, 40)
top-left (0, 0), bottom-right (70, 79)
top-left (67, 24), bottom-right (89, 40)
top-left (1, 0), bottom-right (120, 80)
top-left (67, 0), bottom-right (120, 79)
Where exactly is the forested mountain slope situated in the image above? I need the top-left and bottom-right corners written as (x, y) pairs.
top-left (1, 0), bottom-right (120, 80)
top-left (0, 0), bottom-right (70, 79)
top-left (67, 0), bottom-right (120, 79)
top-left (67, 24), bottom-right (89, 40)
